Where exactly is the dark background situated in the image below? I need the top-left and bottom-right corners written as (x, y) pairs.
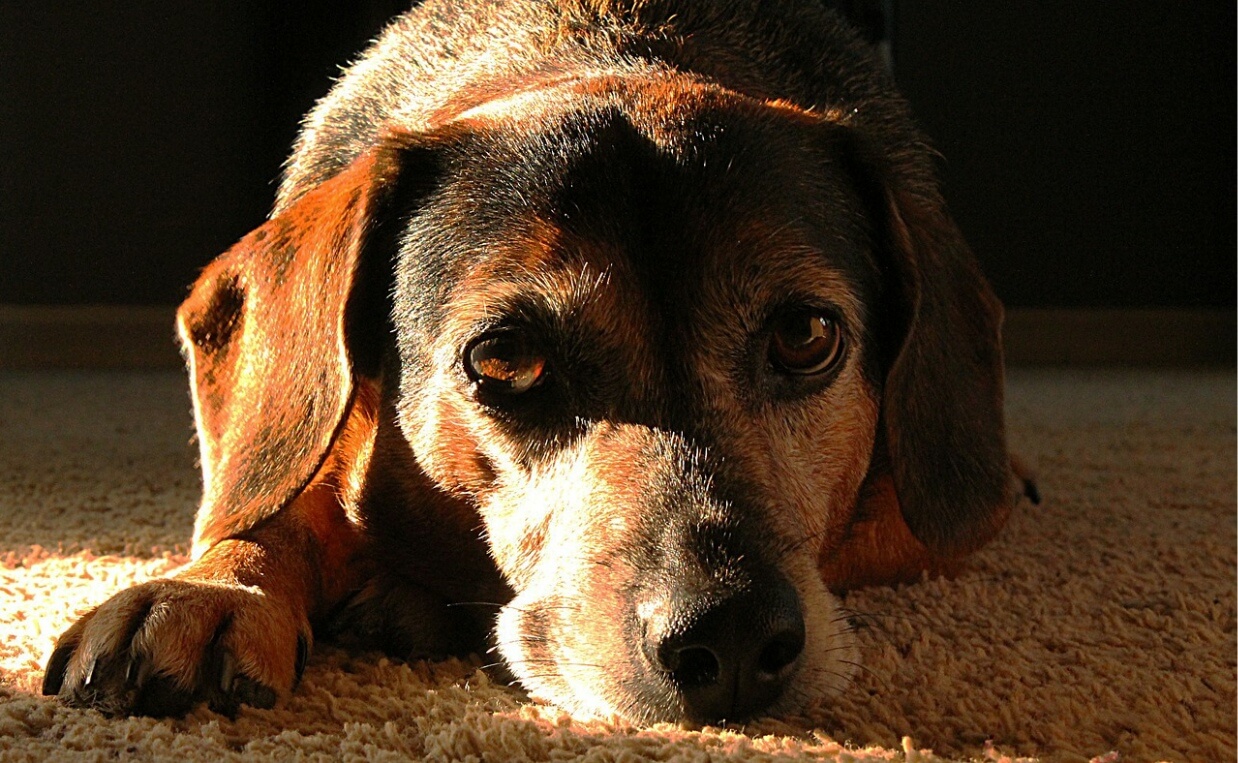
top-left (2, 2), bottom-right (1233, 309)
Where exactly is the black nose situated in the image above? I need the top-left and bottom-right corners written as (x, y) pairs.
top-left (640, 576), bottom-right (805, 723)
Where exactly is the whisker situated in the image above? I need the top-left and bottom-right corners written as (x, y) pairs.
top-left (486, 637), bottom-right (551, 654)
top-left (481, 646), bottom-right (608, 673)
top-left (844, 608), bottom-right (920, 625)
top-left (773, 526), bottom-right (830, 561)
top-left (447, 601), bottom-right (588, 615)
top-left (513, 672), bottom-right (567, 683)
top-left (505, 659), bottom-right (605, 670)
top-left (837, 659), bottom-right (887, 688)
top-left (814, 669), bottom-right (859, 691)
top-left (487, 657), bottom-right (562, 668)
top-left (493, 603), bottom-right (584, 615)
top-left (491, 636), bottom-right (551, 646)
top-left (475, 658), bottom-right (593, 673)
top-left (835, 609), bottom-right (923, 648)
top-left (485, 635), bottom-right (552, 656)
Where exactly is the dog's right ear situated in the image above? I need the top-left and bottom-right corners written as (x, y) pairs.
top-left (875, 185), bottom-right (1013, 556)
top-left (177, 136), bottom-right (435, 558)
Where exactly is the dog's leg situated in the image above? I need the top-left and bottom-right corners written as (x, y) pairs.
top-left (323, 573), bottom-right (489, 661)
top-left (818, 472), bottom-right (964, 591)
top-left (42, 469), bottom-right (365, 718)
top-left (43, 379), bottom-right (383, 717)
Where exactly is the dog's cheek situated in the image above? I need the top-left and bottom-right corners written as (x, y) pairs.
top-left (473, 446), bottom-right (584, 589)
top-left (772, 553), bottom-right (858, 712)
top-left (495, 576), bottom-right (632, 720)
top-left (760, 367), bottom-right (881, 549)
top-left (487, 434), bottom-right (660, 719)
top-left (401, 375), bottom-right (502, 497)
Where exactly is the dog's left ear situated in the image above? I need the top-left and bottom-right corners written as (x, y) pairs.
top-left (176, 139), bottom-right (419, 556)
top-left (827, 124), bottom-right (1014, 560)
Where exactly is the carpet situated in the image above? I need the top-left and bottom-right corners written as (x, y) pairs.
top-left (0, 368), bottom-right (1233, 762)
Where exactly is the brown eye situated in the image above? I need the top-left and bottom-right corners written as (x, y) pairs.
top-left (465, 332), bottom-right (547, 394)
top-left (769, 309), bottom-right (844, 375)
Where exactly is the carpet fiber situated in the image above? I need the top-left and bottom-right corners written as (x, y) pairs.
top-left (0, 368), bottom-right (1233, 762)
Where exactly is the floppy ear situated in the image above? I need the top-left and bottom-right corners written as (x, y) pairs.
top-left (177, 141), bottom-right (420, 558)
top-left (876, 182), bottom-right (1014, 558)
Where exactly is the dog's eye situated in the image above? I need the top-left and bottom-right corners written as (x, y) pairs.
top-left (768, 309), bottom-right (844, 375)
top-left (464, 333), bottom-right (547, 394)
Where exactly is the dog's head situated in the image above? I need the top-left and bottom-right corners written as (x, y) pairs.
top-left (178, 73), bottom-right (1011, 724)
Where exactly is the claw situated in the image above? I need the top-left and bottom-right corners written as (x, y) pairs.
top-left (1010, 453), bottom-right (1041, 505)
top-left (83, 658), bottom-right (99, 689)
top-left (1022, 477), bottom-right (1042, 505)
top-left (126, 656), bottom-right (155, 689)
top-left (294, 634), bottom-right (309, 688)
top-left (219, 650), bottom-right (237, 693)
top-left (42, 642), bottom-right (76, 696)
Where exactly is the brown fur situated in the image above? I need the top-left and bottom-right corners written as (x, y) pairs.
top-left (44, 0), bottom-right (1026, 724)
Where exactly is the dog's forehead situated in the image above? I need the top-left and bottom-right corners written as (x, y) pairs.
top-left (429, 75), bottom-right (876, 311)
top-left (449, 75), bottom-right (851, 217)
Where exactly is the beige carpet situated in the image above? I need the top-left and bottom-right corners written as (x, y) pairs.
top-left (0, 368), bottom-right (1233, 762)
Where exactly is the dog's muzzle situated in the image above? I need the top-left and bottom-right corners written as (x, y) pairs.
top-left (491, 425), bottom-right (832, 724)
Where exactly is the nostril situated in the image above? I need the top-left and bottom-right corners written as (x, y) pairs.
top-left (666, 645), bottom-right (720, 688)
top-left (756, 629), bottom-right (804, 677)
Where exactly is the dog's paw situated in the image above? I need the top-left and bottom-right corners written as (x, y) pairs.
top-left (42, 577), bottom-right (310, 717)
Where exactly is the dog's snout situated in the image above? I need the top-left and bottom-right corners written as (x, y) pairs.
top-left (640, 576), bottom-right (805, 723)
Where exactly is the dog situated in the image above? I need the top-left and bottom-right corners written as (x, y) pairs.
top-left (42, 0), bottom-right (1026, 724)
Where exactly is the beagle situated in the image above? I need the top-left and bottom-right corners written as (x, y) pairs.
top-left (43, 0), bottom-right (1024, 724)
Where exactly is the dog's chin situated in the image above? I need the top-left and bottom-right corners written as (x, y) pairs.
top-left (493, 568), bottom-right (858, 725)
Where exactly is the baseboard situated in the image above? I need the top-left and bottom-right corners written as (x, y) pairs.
top-left (1002, 308), bottom-right (1235, 366)
top-left (0, 305), bottom-right (1233, 370)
